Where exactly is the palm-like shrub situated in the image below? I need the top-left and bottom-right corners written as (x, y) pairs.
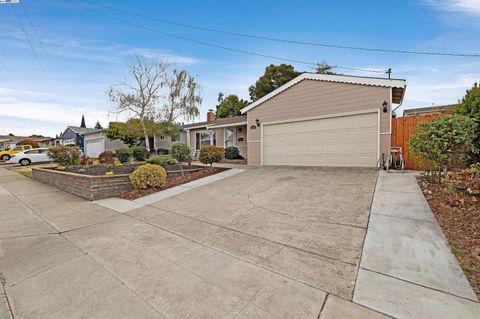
top-left (129, 164), bottom-right (167, 189)
top-left (199, 145), bottom-right (224, 169)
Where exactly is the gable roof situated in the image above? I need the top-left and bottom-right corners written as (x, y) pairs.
top-left (63, 126), bottom-right (97, 135)
top-left (240, 73), bottom-right (407, 114)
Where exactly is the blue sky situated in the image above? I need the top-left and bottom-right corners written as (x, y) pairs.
top-left (0, 0), bottom-right (479, 137)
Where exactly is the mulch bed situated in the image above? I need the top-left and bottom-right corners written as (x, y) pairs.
top-left (60, 164), bottom-right (203, 176)
top-left (417, 176), bottom-right (480, 298)
top-left (62, 164), bottom-right (140, 175)
top-left (118, 167), bottom-right (229, 200)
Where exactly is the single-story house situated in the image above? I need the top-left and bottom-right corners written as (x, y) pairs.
top-left (62, 126), bottom-right (98, 151)
top-left (403, 104), bottom-right (455, 117)
top-left (180, 73), bottom-right (406, 167)
top-left (83, 129), bottom-right (128, 158)
top-left (181, 113), bottom-right (248, 159)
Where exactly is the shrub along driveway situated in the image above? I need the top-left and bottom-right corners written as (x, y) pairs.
top-left (3, 165), bottom-right (477, 318)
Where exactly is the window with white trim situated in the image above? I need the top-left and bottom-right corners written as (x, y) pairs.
top-left (225, 128), bottom-right (235, 147)
top-left (195, 132), bottom-right (211, 150)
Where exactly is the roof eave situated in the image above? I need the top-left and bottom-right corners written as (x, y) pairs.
top-left (241, 73), bottom-right (407, 114)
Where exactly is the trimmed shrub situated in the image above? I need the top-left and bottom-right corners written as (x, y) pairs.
top-left (131, 146), bottom-right (149, 161)
top-left (199, 145), bottom-right (224, 169)
top-left (48, 146), bottom-right (81, 166)
top-left (129, 164), bottom-right (167, 189)
top-left (80, 155), bottom-right (93, 166)
top-left (148, 155), bottom-right (178, 166)
top-left (169, 143), bottom-right (190, 163)
top-left (409, 115), bottom-right (478, 183)
top-left (16, 139), bottom-right (40, 148)
top-left (115, 147), bottom-right (132, 163)
top-left (99, 151), bottom-right (115, 164)
top-left (157, 148), bottom-right (169, 155)
top-left (224, 146), bottom-right (243, 160)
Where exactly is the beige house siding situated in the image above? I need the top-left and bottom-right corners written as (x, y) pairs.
top-left (246, 79), bottom-right (392, 165)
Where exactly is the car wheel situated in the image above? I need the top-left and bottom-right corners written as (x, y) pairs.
top-left (1, 155), bottom-right (10, 161)
top-left (20, 159), bottom-right (31, 166)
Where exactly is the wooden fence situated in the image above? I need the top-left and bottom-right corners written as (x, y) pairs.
top-left (391, 115), bottom-right (443, 170)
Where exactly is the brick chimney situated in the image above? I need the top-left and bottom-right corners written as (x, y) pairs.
top-left (207, 109), bottom-right (216, 122)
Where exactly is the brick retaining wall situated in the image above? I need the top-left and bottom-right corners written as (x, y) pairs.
top-left (32, 167), bottom-right (132, 201)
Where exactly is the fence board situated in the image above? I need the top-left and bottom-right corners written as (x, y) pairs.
top-left (391, 115), bottom-right (443, 170)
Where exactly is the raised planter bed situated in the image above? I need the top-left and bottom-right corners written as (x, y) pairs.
top-left (32, 167), bottom-right (132, 201)
top-left (32, 164), bottom-right (221, 201)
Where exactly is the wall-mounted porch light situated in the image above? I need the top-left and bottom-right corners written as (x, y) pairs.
top-left (255, 118), bottom-right (261, 127)
top-left (382, 101), bottom-right (388, 113)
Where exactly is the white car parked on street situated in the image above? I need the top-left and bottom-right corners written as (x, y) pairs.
top-left (7, 148), bottom-right (52, 166)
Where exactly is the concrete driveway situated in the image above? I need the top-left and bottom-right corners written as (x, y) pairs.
top-left (1, 166), bottom-right (478, 318)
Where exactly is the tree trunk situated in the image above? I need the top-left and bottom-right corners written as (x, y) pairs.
top-left (443, 165), bottom-right (449, 181)
top-left (139, 118), bottom-right (150, 152)
top-left (438, 167), bottom-right (442, 184)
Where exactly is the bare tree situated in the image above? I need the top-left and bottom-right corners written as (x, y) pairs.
top-left (108, 56), bottom-right (168, 152)
top-left (108, 56), bottom-right (202, 151)
top-left (161, 69), bottom-right (202, 122)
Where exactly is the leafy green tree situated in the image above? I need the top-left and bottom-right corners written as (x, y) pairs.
top-left (106, 119), bottom-right (177, 147)
top-left (454, 82), bottom-right (480, 118)
top-left (80, 115), bottom-right (86, 128)
top-left (408, 115), bottom-right (478, 183)
top-left (215, 93), bottom-right (249, 118)
top-left (453, 82), bottom-right (480, 161)
top-left (94, 121), bottom-right (103, 129)
top-left (249, 64), bottom-right (300, 101)
top-left (315, 61), bottom-right (338, 75)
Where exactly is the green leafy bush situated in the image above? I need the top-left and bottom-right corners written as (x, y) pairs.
top-left (131, 146), bottom-right (149, 161)
top-left (169, 143), bottom-right (190, 163)
top-left (48, 146), bottom-right (81, 166)
top-left (224, 146), bottom-right (243, 160)
top-left (408, 115), bottom-right (478, 183)
top-left (199, 145), bottom-right (224, 169)
top-left (115, 148), bottom-right (132, 163)
top-left (148, 155), bottom-right (178, 166)
top-left (129, 164), bottom-right (167, 189)
top-left (99, 151), bottom-right (115, 164)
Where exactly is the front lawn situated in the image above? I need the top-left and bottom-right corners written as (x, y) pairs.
top-left (417, 174), bottom-right (480, 299)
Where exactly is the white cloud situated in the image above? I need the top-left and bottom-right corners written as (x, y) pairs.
top-left (424, 0), bottom-right (480, 16)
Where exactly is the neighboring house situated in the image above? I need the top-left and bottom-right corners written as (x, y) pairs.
top-left (153, 133), bottom-right (187, 151)
top-left (403, 104), bottom-right (455, 117)
top-left (31, 137), bottom-right (63, 147)
top-left (181, 113), bottom-right (248, 159)
top-left (240, 73), bottom-right (406, 167)
top-left (83, 129), bottom-right (128, 158)
top-left (62, 126), bottom-right (97, 151)
top-left (0, 135), bottom-right (26, 149)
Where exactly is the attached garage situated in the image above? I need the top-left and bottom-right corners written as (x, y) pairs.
top-left (85, 138), bottom-right (105, 158)
top-left (262, 112), bottom-right (378, 167)
top-left (242, 73), bottom-right (406, 167)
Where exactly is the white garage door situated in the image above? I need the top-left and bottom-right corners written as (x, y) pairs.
top-left (85, 138), bottom-right (105, 158)
top-left (262, 112), bottom-right (378, 167)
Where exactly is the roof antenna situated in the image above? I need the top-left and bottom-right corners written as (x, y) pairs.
top-left (386, 68), bottom-right (392, 79)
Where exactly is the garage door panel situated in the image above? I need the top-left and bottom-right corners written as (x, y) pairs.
top-left (263, 113), bottom-right (378, 167)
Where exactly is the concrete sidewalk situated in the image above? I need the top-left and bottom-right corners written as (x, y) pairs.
top-left (354, 171), bottom-right (480, 318)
